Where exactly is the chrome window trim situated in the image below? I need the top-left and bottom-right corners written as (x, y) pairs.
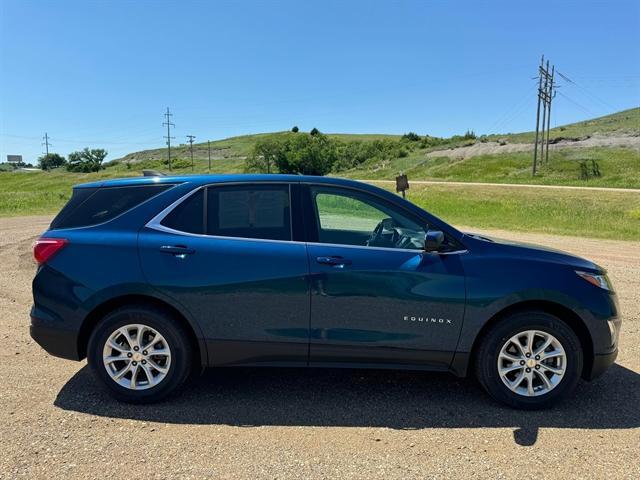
top-left (145, 181), bottom-right (468, 255)
top-left (147, 182), bottom-right (294, 242)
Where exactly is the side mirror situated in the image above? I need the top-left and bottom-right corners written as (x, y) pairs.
top-left (423, 230), bottom-right (444, 252)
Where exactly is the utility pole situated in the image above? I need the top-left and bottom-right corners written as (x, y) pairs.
top-left (532, 55), bottom-right (544, 176)
top-left (207, 140), bottom-right (211, 172)
top-left (544, 65), bottom-right (555, 164)
top-left (532, 56), bottom-right (555, 175)
top-left (42, 133), bottom-right (51, 156)
top-left (186, 135), bottom-right (196, 171)
top-left (539, 60), bottom-right (550, 165)
top-left (163, 107), bottom-right (175, 171)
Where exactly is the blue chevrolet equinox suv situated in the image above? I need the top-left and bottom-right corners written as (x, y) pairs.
top-left (30, 174), bottom-right (621, 409)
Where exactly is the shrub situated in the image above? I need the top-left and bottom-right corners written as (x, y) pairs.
top-left (401, 132), bottom-right (421, 142)
top-left (38, 153), bottom-right (66, 170)
top-left (291, 126), bottom-right (299, 133)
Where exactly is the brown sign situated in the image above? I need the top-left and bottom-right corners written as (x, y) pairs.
top-left (395, 174), bottom-right (409, 193)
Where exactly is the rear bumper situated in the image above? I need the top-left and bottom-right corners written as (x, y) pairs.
top-left (30, 321), bottom-right (80, 361)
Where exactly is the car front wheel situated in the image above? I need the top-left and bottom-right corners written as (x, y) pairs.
top-left (87, 304), bottom-right (192, 403)
top-left (475, 310), bottom-right (583, 409)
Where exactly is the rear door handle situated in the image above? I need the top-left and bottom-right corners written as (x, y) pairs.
top-left (316, 256), bottom-right (352, 267)
top-left (159, 245), bottom-right (195, 256)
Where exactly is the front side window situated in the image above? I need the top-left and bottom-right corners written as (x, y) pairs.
top-left (311, 187), bottom-right (427, 250)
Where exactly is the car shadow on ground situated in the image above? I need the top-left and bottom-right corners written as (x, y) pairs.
top-left (55, 363), bottom-right (640, 446)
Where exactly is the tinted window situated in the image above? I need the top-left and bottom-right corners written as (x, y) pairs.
top-left (161, 189), bottom-right (204, 234)
top-left (50, 184), bottom-right (172, 229)
top-left (206, 185), bottom-right (291, 240)
top-left (311, 187), bottom-right (426, 249)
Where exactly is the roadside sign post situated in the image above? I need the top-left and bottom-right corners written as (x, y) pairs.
top-left (396, 173), bottom-right (409, 199)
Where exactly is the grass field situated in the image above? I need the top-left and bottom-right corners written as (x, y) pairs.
top-left (383, 183), bottom-right (640, 241)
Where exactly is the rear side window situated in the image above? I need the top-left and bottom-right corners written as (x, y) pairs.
top-left (160, 189), bottom-right (204, 234)
top-left (50, 184), bottom-right (172, 229)
top-left (206, 185), bottom-right (291, 241)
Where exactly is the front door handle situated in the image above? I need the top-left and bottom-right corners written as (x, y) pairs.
top-left (316, 256), bottom-right (352, 267)
top-left (159, 245), bottom-right (195, 256)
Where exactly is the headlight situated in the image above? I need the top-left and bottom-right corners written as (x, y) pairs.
top-left (575, 270), bottom-right (613, 291)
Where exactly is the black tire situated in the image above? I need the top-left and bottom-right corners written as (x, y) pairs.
top-left (87, 304), bottom-right (193, 403)
top-left (475, 310), bottom-right (583, 410)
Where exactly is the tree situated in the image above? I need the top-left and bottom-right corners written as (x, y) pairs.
top-left (291, 126), bottom-right (299, 133)
top-left (67, 148), bottom-right (108, 172)
top-left (246, 137), bottom-right (284, 173)
top-left (245, 132), bottom-right (337, 176)
top-left (309, 127), bottom-right (320, 136)
top-left (38, 153), bottom-right (66, 170)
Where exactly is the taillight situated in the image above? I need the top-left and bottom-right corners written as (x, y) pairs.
top-left (33, 238), bottom-right (68, 264)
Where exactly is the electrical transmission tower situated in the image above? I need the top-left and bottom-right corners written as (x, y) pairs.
top-left (163, 108), bottom-right (175, 171)
top-left (42, 133), bottom-right (51, 156)
top-left (532, 56), bottom-right (556, 175)
top-left (186, 135), bottom-right (196, 171)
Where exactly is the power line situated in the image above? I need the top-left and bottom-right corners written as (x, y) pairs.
top-left (163, 107), bottom-right (175, 171)
top-left (186, 135), bottom-right (196, 171)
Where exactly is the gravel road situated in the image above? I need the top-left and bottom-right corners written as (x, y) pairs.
top-left (1, 216), bottom-right (638, 479)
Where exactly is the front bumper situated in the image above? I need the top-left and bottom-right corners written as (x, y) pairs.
top-left (585, 348), bottom-right (618, 381)
top-left (30, 318), bottom-right (81, 361)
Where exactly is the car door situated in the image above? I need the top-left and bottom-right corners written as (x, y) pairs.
top-left (303, 184), bottom-right (466, 370)
top-left (138, 182), bottom-right (310, 366)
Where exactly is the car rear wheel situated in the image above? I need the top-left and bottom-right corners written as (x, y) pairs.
top-left (475, 310), bottom-right (583, 409)
top-left (88, 305), bottom-right (192, 403)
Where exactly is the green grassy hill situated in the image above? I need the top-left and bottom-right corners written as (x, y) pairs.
top-left (111, 107), bottom-right (638, 165)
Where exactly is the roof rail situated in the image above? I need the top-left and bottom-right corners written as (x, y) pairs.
top-left (142, 170), bottom-right (166, 177)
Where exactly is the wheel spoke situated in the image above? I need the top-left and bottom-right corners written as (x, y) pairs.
top-left (119, 327), bottom-right (136, 348)
top-left (499, 351), bottom-right (521, 363)
top-left (129, 364), bottom-right (139, 389)
top-left (500, 364), bottom-right (523, 375)
top-left (540, 363), bottom-right (564, 375)
top-left (508, 371), bottom-right (526, 391)
top-left (149, 347), bottom-right (170, 356)
top-left (104, 355), bottom-right (129, 364)
top-left (540, 349), bottom-right (563, 361)
top-left (106, 339), bottom-right (130, 353)
top-left (526, 331), bottom-right (535, 353)
top-left (113, 363), bottom-right (131, 380)
top-left (535, 370), bottom-right (553, 390)
top-left (534, 336), bottom-right (553, 356)
top-left (526, 373), bottom-right (535, 396)
top-left (147, 359), bottom-right (168, 375)
top-left (140, 363), bottom-right (155, 386)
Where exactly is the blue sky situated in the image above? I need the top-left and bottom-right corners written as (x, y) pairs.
top-left (1, 0), bottom-right (639, 163)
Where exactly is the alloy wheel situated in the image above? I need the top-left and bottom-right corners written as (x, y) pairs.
top-left (497, 329), bottom-right (566, 397)
top-left (102, 324), bottom-right (172, 390)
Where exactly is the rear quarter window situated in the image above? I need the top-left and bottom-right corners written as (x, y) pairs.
top-left (50, 184), bottom-right (172, 229)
